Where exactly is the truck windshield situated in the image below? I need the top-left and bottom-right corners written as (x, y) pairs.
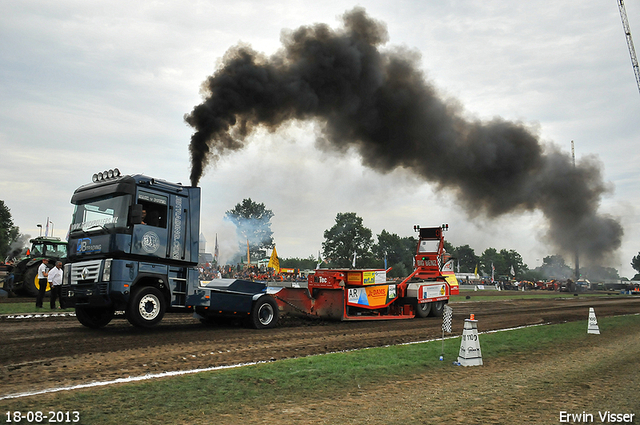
top-left (70, 195), bottom-right (131, 232)
top-left (418, 240), bottom-right (440, 253)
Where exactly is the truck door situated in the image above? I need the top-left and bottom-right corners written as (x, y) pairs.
top-left (132, 191), bottom-right (169, 258)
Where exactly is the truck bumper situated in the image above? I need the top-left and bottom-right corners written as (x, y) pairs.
top-left (62, 283), bottom-right (127, 309)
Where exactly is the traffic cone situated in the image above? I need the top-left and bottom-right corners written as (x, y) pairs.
top-left (457, 314), bottom-right (483, 366)
top-left (587, 307), bottom-right (600, 334)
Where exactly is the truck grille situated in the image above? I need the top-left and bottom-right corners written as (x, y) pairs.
top-left (70, 260), bottom-right (103, 284)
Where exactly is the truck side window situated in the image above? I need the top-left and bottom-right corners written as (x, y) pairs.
top-left (137, 192), bottom-right (168, 229)
top-left (138, 202), bottom-right (167, 228)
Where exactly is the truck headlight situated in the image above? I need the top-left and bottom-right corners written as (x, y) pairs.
top-left (103, 259), bottom-right (112, 282)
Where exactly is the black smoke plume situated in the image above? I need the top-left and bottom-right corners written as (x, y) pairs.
top-left (185, 8), bottom-right (623, 263)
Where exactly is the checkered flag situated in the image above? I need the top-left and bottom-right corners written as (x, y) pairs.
top-left (442, 305), bottom-right (453, 333)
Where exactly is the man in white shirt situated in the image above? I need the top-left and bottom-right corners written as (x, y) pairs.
top-left (48, 261), bottom-right (64, 309)
top-left (35, 259), bottom-right (49, 308)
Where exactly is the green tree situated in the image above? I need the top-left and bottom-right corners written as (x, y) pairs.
top-left (538, 255), bottom-right (573, 280)
top-left (520, 268), bottom-right (545, 282)
top-left (373, 230), bottom-right (416, 277)
top-left (452, 244), bottom-right (479, 273)
top-left (225, 198), bottom-right (274, 260)
top-left (476, 247), bottom-right (527, 279)
top-left (280, 256), bottom-right (318, 271)
top-left (443, 240), bottom-right (455, 256)
top-left (480, 248), bottom-right (506, 278)
top-left (0, 201), bottom-right (21, 259)
top-left (500, 249), bottom-right (527, 278)
top-left (322, 212), bottom-right (373, 268)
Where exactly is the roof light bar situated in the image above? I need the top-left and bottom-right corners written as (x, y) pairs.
top-left (92, 168), bottom-right (121, 183)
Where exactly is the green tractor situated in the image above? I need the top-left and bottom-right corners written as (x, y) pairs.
top-left (12, 237), bottom-right (68, 296)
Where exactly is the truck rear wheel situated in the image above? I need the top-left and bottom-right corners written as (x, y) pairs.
top-left (415, 301), bottom-right (432, 318)
top-left (249, 296), bottom-right (279, 329)
top-left (126, 286), bottom-right (166, 328)
top-left (429, 300), bottom-right (446, 317)
top-left (76, 306), bottom-right (115, 329)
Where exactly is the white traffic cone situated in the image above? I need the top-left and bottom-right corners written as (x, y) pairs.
top-left (587, 307), bottom-right (600, 334)
top-left (457, 314), bottom-right (483, 366)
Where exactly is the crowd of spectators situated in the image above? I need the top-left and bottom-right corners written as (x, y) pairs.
top-left (197, 262), bottom-right (307, 282)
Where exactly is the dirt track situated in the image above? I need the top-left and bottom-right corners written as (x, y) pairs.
top-left (1, 293), bottom-right (639, 400)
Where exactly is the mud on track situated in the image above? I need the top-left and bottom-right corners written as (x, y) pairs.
top-left (1, 294), bottom-right (639, 398)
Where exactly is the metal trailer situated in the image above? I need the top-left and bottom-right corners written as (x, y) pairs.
top-left (270, 225), bottom-right (459, 320)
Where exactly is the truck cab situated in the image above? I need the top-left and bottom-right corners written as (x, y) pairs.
top-left (63, 170), bottom-right (201, 328)
top-left (63, 170), bottom-right (278, 330)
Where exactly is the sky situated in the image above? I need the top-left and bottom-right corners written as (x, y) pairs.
top-left (1, 0), bottom-right (639, 277)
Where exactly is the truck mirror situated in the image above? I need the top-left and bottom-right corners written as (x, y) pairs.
top-left (130, 204), bottom-right (144, 225)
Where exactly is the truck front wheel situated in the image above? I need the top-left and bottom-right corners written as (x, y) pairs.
top-left (76, 306), bottom-right (115, 329)
top-left (249, 296), bottom-right (279, 329)
top-left (127, 286), bottom-right (166, 328)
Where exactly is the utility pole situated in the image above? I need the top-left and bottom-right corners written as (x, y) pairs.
top-left (572, 140), bottom-right (580, 285)
top-left (617, 0), bottom-right (640, 93)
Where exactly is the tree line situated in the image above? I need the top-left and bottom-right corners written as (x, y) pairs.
top-left (224, 200), bottom-right (634, 281)
top-left (2, 198), bottom-right (639, 281)
top-left (1, 201), bottom-right (22, 261)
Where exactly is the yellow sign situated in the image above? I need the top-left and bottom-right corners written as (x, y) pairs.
top-left (347, 284), bottom-right (397, 308)
top-left (348, 271), bottom-right (378, 285)
top-left (362, 271), bottom-right (376, 284)
top-left (348, 272), bottom-right (362, 284)
top-left (365, 285), bottom-right (388, 306)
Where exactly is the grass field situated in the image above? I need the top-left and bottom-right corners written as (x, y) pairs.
top-left (2, 314), bottom-right (638, 424)
top-left (0, 302), bottom-right (74, 314)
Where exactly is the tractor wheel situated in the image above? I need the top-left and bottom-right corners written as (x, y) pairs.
top-left (429, 300), bottom-right (446, 317)
top-left (126, 286), bottom-right (166, 328)
top-left (415, 301), bottom-right (432, 318)
top-left (249, 296), bottom-right (279, 329)
top-left (76, 306), bottom-right (115, 329)
top-left (22, 265), bottom-right (49, 297)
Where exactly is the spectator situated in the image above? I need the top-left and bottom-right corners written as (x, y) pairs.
top-left (35, 259), bottom-right (49, 308)
top-left (48, 261), bottom-right (64, 309)
top-left (3, 259), bottom-right (16, 298)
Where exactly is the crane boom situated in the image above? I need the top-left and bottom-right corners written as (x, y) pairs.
top-left (617, 0), bottom-right (640, 93)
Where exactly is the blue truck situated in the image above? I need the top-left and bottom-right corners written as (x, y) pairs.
top-left (62, 169), bottom-right (279, 329)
